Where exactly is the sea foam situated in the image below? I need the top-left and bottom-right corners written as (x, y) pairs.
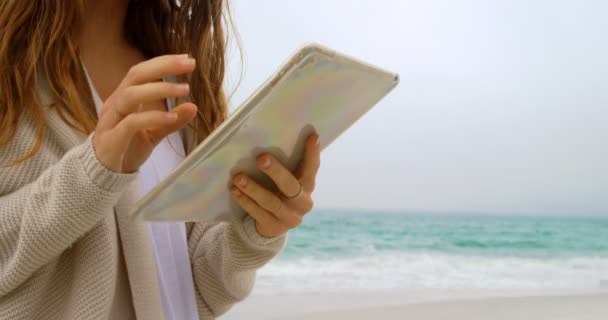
top-left (255, 251), bottom-right (608, 295)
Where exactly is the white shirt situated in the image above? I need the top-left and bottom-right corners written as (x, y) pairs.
top-left (84, 67), bottom-right (200, 320)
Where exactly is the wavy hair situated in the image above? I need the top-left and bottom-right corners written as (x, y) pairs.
top-left (0, 0), bottom-right (237, 166)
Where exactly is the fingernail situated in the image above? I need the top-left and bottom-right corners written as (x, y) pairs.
top-left (182, 57), bottom-right (196, 66)
top-left (238, 176), bottom-right (247, 187)
top-left (165, 112), bottom-right (178, 121)
top-left (177, 83), bottom-right (190, 92)
top-left (314, 134), bottom-right (320, 147)
top-left (262, 157), bottom-right (271, 169)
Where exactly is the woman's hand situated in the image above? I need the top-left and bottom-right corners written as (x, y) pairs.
top-left (92, 54), bottom-right (198, 173)
top-left (230, 133), bottom-right (321, 237)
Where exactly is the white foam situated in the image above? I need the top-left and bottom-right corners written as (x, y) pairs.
top-left (253, 252), bottom-right (608, 295)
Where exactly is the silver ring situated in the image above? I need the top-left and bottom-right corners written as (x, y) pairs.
top-left (285, 182), bottom-right (303, 199)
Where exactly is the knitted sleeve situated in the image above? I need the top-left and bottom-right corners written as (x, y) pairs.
top-left (186, 216), bottom-right (287, 319)
top-left (0, 133), bottom-right (137, 297)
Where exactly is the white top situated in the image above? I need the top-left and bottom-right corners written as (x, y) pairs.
top-left (84, 68), bottom-right (200, 320)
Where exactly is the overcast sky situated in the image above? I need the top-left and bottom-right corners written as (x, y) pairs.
top-left (225, 0), bottom-right (607, 215)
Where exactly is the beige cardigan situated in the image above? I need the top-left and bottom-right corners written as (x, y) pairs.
top-left (0, 75), bottom-right (286, 319)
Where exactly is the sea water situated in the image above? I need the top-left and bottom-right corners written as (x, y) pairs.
top-left (254, 209), bottom-right (608, 295)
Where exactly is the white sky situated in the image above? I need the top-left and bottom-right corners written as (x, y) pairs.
top-left (225, 0), bottom-right (608, 215)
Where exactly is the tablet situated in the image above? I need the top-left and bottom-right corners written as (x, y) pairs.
top-left (129, 43), bottom-right (399, 222)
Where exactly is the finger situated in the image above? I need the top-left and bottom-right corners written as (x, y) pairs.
top-left (275, 209), bottom-right (303, 229)
top-left (233, 173), bottom-right (313, 218)
top-left (294, 132), bottom-right (321, 192)
top-left (115, 82), bottom-right (191, 116)
top-left (230, 187), bottom-right (286, 234)
top-left (233, 174), bottom-right (283, 213)
top-left (122, 54), bottom-right (196, 86)
top-left (147, 103), bottom-right (198, 145)
top-left (110, 110), bottom-right (178, 150)
top-left (256, 154), bottom-right (301, 198)
top-left (98, 82), bottom-right (190, 132)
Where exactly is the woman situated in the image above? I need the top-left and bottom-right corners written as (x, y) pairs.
top-left (0, 1), bottom-right (320, 319)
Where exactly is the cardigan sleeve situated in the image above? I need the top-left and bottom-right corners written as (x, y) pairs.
top-left (0, 133), bottom-right (137, 297)
top-left (186, 215), bottom-right (287, 319)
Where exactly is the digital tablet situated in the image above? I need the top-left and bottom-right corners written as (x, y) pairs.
top-left (129, 43), bottom-right (399, 222)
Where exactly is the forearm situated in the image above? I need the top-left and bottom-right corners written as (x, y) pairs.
top-left (0, 135), bottom-right (137, 296)
top-left (187, 215), bottom-right (286, 318)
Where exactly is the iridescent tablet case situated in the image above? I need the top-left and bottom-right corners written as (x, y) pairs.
top-left (129, 43), bottom-right (399, 222)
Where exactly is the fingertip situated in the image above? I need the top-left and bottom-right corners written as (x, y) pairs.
top-left (175, 83), bottom-right (190, 95)
top-left (185, 102), bottom-right (198, 113)
top-left (311, 132), bottom-right (320, 149)
top-left (173, 103), bottom-right (197, 118)
top-left (164, 112), bottom-right (178, 121)
top-left (179, 57), bottom-right (196, 69)
top-left (256, 154), bottom-right (272, 169)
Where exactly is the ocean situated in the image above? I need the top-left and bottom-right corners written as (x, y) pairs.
top-left (253, 209), bottom-right (608, 295)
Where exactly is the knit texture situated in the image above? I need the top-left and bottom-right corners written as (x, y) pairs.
top-left (0, 90), bottom-right (287, 319)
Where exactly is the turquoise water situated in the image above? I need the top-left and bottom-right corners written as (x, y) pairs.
top-left (254, 209), bottom-right (608, 294)
top-left (280, 209), bottom-right (608, 259)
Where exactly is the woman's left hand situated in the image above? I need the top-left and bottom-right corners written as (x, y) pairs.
top-left (230, 132), bottom-right (321, 238)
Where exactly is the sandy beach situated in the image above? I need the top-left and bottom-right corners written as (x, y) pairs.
top-left (222, 291), bottom-right (608, 320)
top-left (286, 293), bottom-right (608, 320)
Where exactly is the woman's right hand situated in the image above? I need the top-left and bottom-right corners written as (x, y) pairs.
top-left (92, 54), bottom-right (198, 173)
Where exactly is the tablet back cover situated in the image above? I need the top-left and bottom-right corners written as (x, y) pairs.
top-left (130, 43), bottom-right (399, 222)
